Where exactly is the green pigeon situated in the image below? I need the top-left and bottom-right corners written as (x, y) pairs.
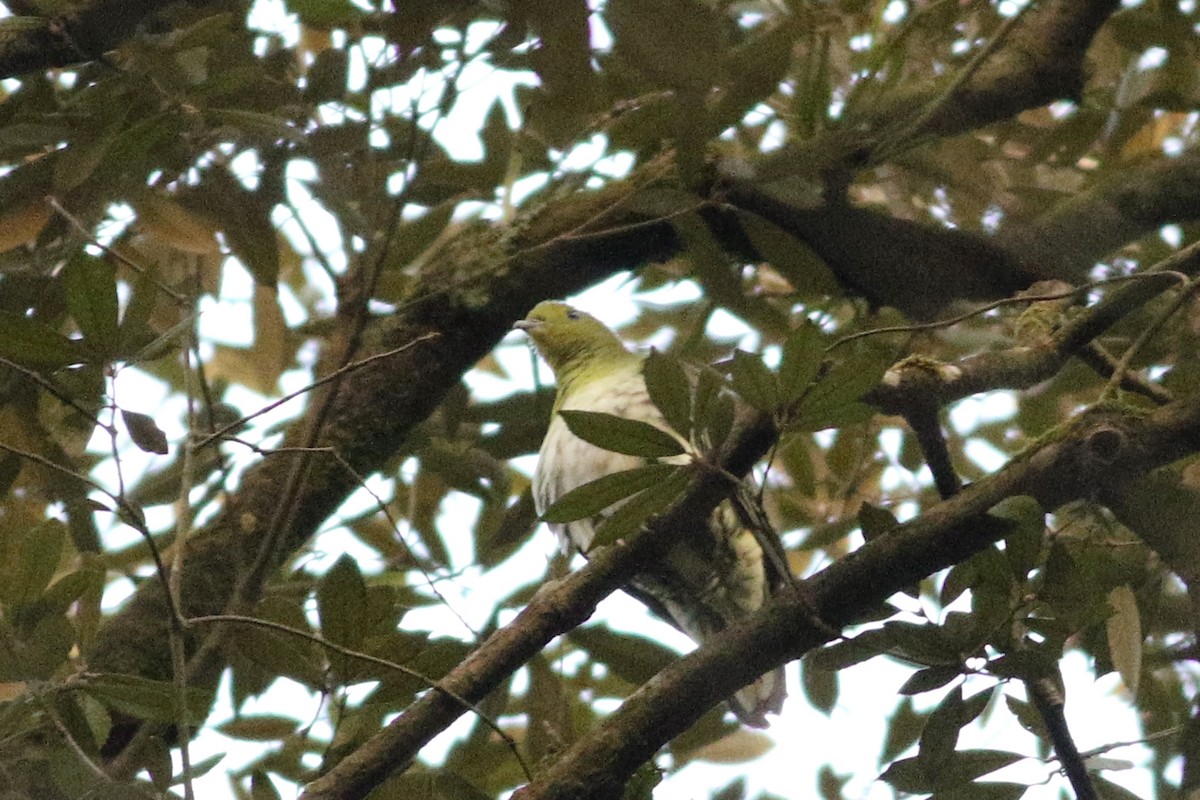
top-left (514, 300), bottom-right (787, 727)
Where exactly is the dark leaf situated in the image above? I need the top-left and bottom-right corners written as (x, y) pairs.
top-left (251, 770), bottom-right (284, 800)
top-left (882, 697), bottom-right (925, 763)
top-left (80, 674), bottom-right (211, 725)
top-left (543, 463), bottom-right (680, 523)
top-left (590, 466), bottom-right (691, 549)
top-left (728, 350), bottom-right (780, 411)
top-left (289, 0), bottom-right (365, 27)
top-left (858, 502), bottom-right (898, 542)
top-left (569, 626), bottom-right (678, 685)
top-left (642, 350), bottom-right (692, 437)
top-left (63, 254), bottom-right (119, 358)
top-left (929, 780), bottom-right (1027, 800)
top-left (899, 665), bottom-right (961, 696)
top-left (0, 312), bottom-right (85, 367)
top-left (606, 0), bottom-right (725, 92)
top-left (990, 495), bottom-right (1045, 579)
top-left (383, 199), bottom-right (457, 275)
top-left (121, 409), bottom-right (169, 455)
top-left (317, 554), bottom-right (367, 652)
top-left (801, 661), bottom-right (838, 714)
top-left (188, 165), bottom-right (280, 286)
top-left (778, 320), bottom-right (825, 404)
top-left (559, 409), bottom-right (686, 459)
top-left (306, 48), bottom-right (350, 104)
top-left (879, 756), bottom-right (932, 793)
top-left (5, 520), bottom-right (65, 607)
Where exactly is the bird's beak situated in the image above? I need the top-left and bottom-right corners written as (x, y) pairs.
top-left (512, 318), bottom-right (538, 332)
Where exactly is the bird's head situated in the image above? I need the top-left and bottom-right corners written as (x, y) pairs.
top-left (513, 301), bottom-right (631, 378)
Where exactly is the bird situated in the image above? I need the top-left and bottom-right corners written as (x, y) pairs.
top-left (513, 300), bottom-right (787, 727)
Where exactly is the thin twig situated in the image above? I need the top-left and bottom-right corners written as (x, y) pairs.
top-left (1104, 276), bottom-right (1200, 396)
top-left (40, 695), bottom-right (113, 783)
top-left (193, 335), bottom-right (439, 451)
top-left (0, 441), bottom-right (179, 625)
top-left (0, 354), bottom-right (102, 424)
top-left (829, 272), bottom-right (1189, 351)
top-left (185, 613), bottom-right (533, 781)
top-left (46, 196), bottom-right (188, 305)
top-left (874, 2), bottom-right (1033, 162)
top-left (170, 318), bottom-right (201, 800)
top-left (1077, 343), bottom-right (1173, 404)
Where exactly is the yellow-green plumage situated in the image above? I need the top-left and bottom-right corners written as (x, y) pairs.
top-left (515, 301), bottom-right (786, 727)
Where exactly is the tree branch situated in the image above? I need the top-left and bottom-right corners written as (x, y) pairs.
top-left (298, 410), bottom-right (778, 800)
top-left (511, 393), bottom-right (1200, 800)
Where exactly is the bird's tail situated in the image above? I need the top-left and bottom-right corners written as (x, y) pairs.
top-left (728, 666), bottom-right (787, 728)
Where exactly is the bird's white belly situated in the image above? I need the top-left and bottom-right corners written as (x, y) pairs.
top-left (531, 374), bottom-right (684, 554)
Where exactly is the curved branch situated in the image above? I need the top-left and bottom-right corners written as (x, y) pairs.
top-left (298, 410), bottom-right (778, 800)
top-left (512, 393), bottom-right (1200, 800)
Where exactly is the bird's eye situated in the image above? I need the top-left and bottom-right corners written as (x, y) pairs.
top-left (566, 309), bottom-right (580, 320)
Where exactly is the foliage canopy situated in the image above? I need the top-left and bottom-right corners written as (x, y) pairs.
top-left (0, 1), bottom-right (1199, 799)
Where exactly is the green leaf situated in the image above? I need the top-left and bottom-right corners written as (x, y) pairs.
top-left (188, 166), bottom-right (280, 286)
top-left (793, 350), bottom-right (889, 431)
top-left (589, 466), bottom-right (691, 550)
top-left (879, 756), bottom-right (932, 793)
top-left (938, 749), bottom-right (1023, 786)
top-left (929, 780), bottom-right (1027, 800)
top-left (64, 254), bottom-right (119, 358)
top-left (20, 614), bottom-right (74, 679)
top-left (542, 463), bottom-right (679, 523)
top-left (217, 715), bottom-right (300, 741)
top-left (883, 621), bottom-right (962, 667)
top-left (569, 626), bottom-right (678, 686)
top-left (251, 770), bottom-right (284, 800)
top-left (1091, 776), bottom-right (1148, 800)
top-left (806, 629), bottom-right (892, 671)
top-left (990, 495), bottom-right (1044, 580)
top-left (606, 0), bottom-right (724, 92)
top-left (383, 199), bottom-right (457, 275)
top-left (1106, 585), bottom-right (1142, 697)
top-left (703, 392), bottom-right (736, 452)
top-left (209, 109), bottom-right (304, 144)
top-left (170, 752), bottom-right (225, 786)
top-left (559, 410), bottom-right (686, 459)
top-left (1003, 695), bottom-right (1050, 742)
top-left (778, 320), bottom-right (825, 404)
top-left (882, 697), bottom-right (924, 763)
top-left (858, 502), bottom-right (898, 543)
top-left (54, 121), bottom-right (122, 191)
top-left (317, 554), bottom-right (367, 651)
top-left (80, 674), bottom-right (211, 725)
top-left (6, 520), bottom-right (65, 607)
top-left (801, 661), bottom-right (838, 714)
top-left (1109, 467), bottom-right (1200, 582)
top-left (917, 685), bottom-right (963, 775)
top-left (899, 665), bottom-right (961, 696)
top-left (289, 0), bottom-right (365, 28)
top-left (127, 314), bottom-right (196, 365)
top-left (728, 349), bottom-right (779, 411)
top-left (642, 350), bottom-right (692, 437)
